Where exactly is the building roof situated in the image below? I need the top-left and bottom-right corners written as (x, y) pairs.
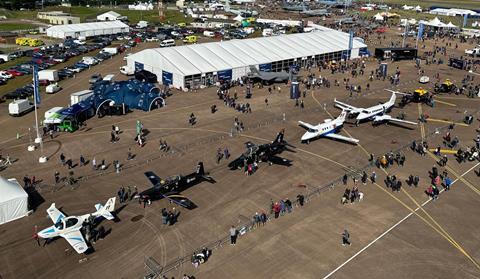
top-left (128, 29), bottom-right (367, 76)
top-left (98, 11), bottom-right (121, 18)
top-left (46, 20), bottom-right (128, 33)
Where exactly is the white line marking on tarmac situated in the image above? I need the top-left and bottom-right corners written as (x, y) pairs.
top-left (323, 162), bottom-right (480, 279)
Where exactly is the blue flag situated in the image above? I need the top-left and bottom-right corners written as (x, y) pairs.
top-left (33, 65), bottom-right (41, 105)
top-left (417, 23), bottom-right (424, 40)
top-left (348, 30), bottom-right (354, 50)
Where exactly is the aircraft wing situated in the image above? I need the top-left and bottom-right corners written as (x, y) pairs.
top-left (334, 98), bottom-right (362, 113)
top-left (324, 132), bottom-right (359, 144)
top-left (61, 230), bottom-right (88, 254)
top-left (385, 89), bottom-right (409, 96)
top-left (47, 203), bottom-right (66, 224)
top-left (298, 121), bottom-right (317, 131)
top-left (144, 171), bottom-right (162, 186)
top-left (161, 192), bottom-right (197, 210)
top-left (373, 115), bottom-right (418, 125)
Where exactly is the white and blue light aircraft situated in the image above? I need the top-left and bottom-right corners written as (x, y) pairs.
top-left (37, 197), bottom-right (116, 254)
top-left (298, 110), bottom-right (359, 144)
top-left (334, 90), bottom-right (418, 126)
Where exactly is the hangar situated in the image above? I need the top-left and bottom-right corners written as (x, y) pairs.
top-left (46, 20), bottom-right (129, 39)
top-left (126, 29), bottom-right (368, 89)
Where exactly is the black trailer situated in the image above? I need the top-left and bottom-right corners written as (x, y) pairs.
top-left (375, 47), bottom-right (417, 61)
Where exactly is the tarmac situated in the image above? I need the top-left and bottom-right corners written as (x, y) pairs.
top-left (0, 28), bottom-right (479, 279)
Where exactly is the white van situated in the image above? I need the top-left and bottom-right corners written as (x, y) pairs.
top-left (160, 39), bottom-right (175, 47)
top-left (203, 30), bottom-right (215, 37)
top-left (103, 74), bottom-right (115, 82)
top-left (9, 99), bottom-right (34, 116)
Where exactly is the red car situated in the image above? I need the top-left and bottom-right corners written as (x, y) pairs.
top-left (376, 27), bottom-right (387, 33)
top-left (6, 69), bottom-right (24, 76)
top-left (39, 79), bottom-right (50, 86)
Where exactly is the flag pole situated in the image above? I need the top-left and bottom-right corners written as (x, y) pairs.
top-left (33, 65), bottom-right (47, 163)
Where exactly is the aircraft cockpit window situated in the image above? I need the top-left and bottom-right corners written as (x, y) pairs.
top-left (307, 128), bottom-right (318, 133)
top-left (65, 218), bottom-right (79, 228)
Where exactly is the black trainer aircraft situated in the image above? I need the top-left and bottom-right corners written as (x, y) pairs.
top-left (137, 162), bottom-right (215, 209)
top-left (228, 129), bottom-right (295, 170)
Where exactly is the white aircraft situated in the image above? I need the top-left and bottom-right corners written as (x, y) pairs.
top-left (298, 110), bottom-right (359, 144)
top-left (224, 0), bottom-right (258, 16)
top-left (334, 91), bottom-right (418, 126)
top-left (231, 0), bottom-right (255, 4)
top-left (37, 197), bottom-right (116, 254)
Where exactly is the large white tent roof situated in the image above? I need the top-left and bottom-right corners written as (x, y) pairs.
top-left (0, 177), bottom-right (28, 225)
top-left (46, 20), bottom-right (128, 34)
top-left (129, 29), bottom-right (367, 76)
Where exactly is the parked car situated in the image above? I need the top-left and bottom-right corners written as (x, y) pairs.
top-left (89, 74), bottom-right (103, 84)
top-left (0, 71), bottom-right (13, 79)
top-left (6, 69), bottom-right (24, 76)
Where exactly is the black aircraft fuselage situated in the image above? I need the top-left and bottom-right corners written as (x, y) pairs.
top-left (138, 162), bottom-right (215, 209)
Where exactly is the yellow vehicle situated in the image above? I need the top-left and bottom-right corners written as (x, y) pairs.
top-left (28, 39), bottom-right (44, 47)
top-left (182, 35), bottom-right (198, 44)
top-left (434, 79), bottom-right (456, 93)
top-left (246, 17), bottom-right (256, 23)
top-left (178, 22), bottom-right (186, 27)
top-left (15, 37), bottom-right (29, 46)
top-left (414, 87), bottom-right (428, 99)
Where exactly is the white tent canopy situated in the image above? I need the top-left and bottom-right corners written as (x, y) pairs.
top-left (373, 13), bottom-right (384, 21)
top-left (446, 22), bottom-right (458, 29)
top-left (0, 177), bottom-right (28, 225)
top-left (127, 29), bottom-right (367, 89)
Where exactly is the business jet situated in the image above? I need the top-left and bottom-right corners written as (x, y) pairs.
top-left (334, 90), bottom-right (418, 126)
top-left (37, 198), bottom-right (116, 254)
top-left (298, 110), bottom-right (359, 144)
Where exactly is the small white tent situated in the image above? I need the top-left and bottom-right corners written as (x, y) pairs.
top-left (373, 13), bottom-right (384, 21)
top-left (0, 177), bottom-right (28, 225)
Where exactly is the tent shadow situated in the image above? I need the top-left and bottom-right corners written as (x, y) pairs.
top-left (26, 187), bottom-right (44, 211)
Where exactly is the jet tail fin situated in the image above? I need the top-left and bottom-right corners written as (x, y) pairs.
top-left (337, 109), bottom-right (348, 122)
top-left (94, 197), bottom-right (116, 220)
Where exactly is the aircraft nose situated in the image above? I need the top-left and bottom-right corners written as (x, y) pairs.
top-left (301, 133), bottom-right (310, 141)
top-left (37, 227), bottom-right (54, 238)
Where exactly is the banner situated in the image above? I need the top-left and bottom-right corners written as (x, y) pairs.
top-left (33, 65), bottom-right (40, 105)
top-left (348, 30), bottom-right (354, 51)
top-left (417, 23), bottom-right (424, 40)
top-left (463, 14), bottom-right (468, 28)
top-left (290, 82), bottom-right (300, 99)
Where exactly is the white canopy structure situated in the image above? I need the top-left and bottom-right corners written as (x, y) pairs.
top-left (373, 13), bottom-right (384, 21)
top-left (446, 22), bottom-right (458, 29)
top-left (126, 29), bottom-right (368, 89)
top-left (0, 177), bottom-right (28, 225)
top-left (419, 17), bottom-right (447, 28)
top-left (97, 11), bottom-right (121, 21)
top-left (46, 20), bottom-right (129, 38)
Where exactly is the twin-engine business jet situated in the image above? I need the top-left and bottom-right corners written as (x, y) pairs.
top-left (37, 198), bottom-right (116, 254)
top-left (298, 110), bottom-right (359, 144)
top-left (334, 91), bottom-right (418, 126)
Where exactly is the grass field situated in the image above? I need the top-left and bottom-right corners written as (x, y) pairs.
top-left (0, 6), bottom-right (190, 25)
top-left (0, 23), bottom-right (38, 32)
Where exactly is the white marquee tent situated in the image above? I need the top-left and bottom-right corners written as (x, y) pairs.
top-left (0, 177), bottom-right (28, 225)
top-left (46, 20), bottom-right (129, 38)
top-left (127, 29), bottom-right (368, 89)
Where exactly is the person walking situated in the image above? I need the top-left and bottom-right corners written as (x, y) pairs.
top-left (80, 155), bottom-right (86, 166)
top-left (342, 229), bottom-right (351, 246)
top-left (92, 157), bottom-right (97, 170)
top-left (5, 154), bottom-right (12, 165)
top-left (54, 171), bottom-right (60, 184)
top-left (229, 226), bottom-right (237, 246)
